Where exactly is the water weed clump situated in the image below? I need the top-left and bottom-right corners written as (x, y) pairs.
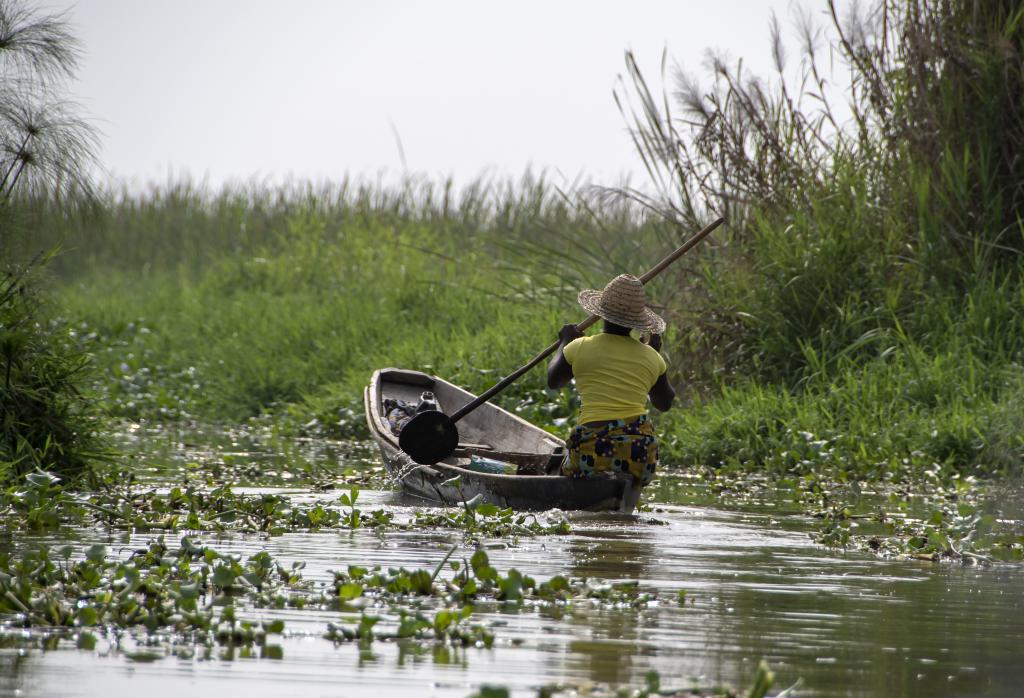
top-left (325, 547), bottom-right (659, 649)
top-left (413, 503), bottom-right (571, 538)
top-left (811, 475), bottom-right (1024, 564)
top-left (0, 538), bottom-right (662, 661)
top-left (0, 538), bottom-right (294, 658)
top-left (0, 474), bottom-right (572, 540)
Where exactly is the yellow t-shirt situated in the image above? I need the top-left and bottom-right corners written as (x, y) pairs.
top-left (562, 333), bottom-right (667, 424)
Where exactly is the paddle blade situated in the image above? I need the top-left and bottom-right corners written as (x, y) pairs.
top-left (398, 410), bottom-right (460, 464)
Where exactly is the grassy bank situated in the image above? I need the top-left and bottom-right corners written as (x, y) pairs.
top-left (16, 173), bottom-right (1023, 485)
top-left (11, 0), bottom-right (1021, 488)
top-left (27, 177), bottom-right (660, 438)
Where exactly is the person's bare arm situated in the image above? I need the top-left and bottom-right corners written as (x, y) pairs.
top-left (644, 333), bottom-right (675, 411)
top-left (547, 324), bottom-right (582, 389)
top-left (648, 373), bottom-right (675, 411)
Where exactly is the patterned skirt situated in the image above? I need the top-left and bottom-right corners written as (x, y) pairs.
top-left (562, 414), bottom-right (658, 486)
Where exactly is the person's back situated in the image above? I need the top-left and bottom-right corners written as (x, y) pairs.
top-left (562, 332), bottom-right (665, 424)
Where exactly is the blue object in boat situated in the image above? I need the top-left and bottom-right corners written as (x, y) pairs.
top-left (467, 455), bottom-right (513, 474)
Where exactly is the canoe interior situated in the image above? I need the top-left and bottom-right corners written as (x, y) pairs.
top-left (365, 368), bottom-right (631, 511)
top-left (371, 367), bottom-right (565, 467)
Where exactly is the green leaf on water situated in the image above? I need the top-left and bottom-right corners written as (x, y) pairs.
top-left (75, 606), bottom-right (97, 627)
top-left (498, 569), bottom-right (523, 601)
top-left (26, 471), bottom-right (60, 488)
top-left (927, 530), bottom-right (948, 551)
top-left (261, 644), bottom-right (284, 660)
top-left (409, 569), bottom-right (433, 595)
top-left (547, 575), bottom-right (568, 591)
top-left (338, 582), bottom-right (363, 601)
top-left (460, 578), bottom-right (478, 597)
top-left (748, 660), bottom-right (775, 698)
top-left (471, 549), bottom-right (496, 581)
top-left (434, 609), bottom-right (453, 633)
top-left (645, 669), bottom-right (661, 692)
top-left (76, 631), bottom-right (97, 650)
top-left (357, 614), bottom-right (378, 639)
top-left (213, 565), bottom-right (236, 588)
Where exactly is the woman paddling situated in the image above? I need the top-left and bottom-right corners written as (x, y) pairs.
top-left (546, 274), bottom-right (675, 509)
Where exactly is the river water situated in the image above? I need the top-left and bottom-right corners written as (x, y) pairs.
top-left (1, 429), bottom-right (1022, 697)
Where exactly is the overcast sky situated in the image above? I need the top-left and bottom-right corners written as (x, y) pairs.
top-left (56, 0), bottom-right (846, 190)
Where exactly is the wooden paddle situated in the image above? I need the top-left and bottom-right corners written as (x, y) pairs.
top-left (398, 216), bottom-right (726, 465)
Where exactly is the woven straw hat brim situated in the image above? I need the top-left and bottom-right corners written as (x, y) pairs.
top-left (578, 289), bottom-right (666, 334)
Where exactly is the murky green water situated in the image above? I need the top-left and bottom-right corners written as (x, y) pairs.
top-left (2, 428), bottom-right (1022, 697)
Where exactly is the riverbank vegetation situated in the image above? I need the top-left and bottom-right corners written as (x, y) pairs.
top-left (4, 0), bottom-right (1023, 563)
top-left (0, 0), bottom-right (103, 484)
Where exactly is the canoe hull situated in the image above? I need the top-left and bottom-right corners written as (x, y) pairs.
top-left (365, 368), bottom-right (631, 512)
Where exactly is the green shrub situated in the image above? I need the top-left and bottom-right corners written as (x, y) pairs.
top-left (0, 252), bottom-right (107, 483)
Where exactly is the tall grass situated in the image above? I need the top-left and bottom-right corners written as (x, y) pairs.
top-left (11, 0), bottom-right (1024, 482)
top-left (601, 0), bottom-right (1024, 477)
top-left (32, 176), bottom-right (669, 436)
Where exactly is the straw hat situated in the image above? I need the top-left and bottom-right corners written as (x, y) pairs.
top-left (577, 274), bottom-right (666, 334)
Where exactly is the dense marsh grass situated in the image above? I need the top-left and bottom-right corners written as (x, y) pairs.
top-left (9, 0), bottom-right (1024, 486)
top-left (14, 169), bottom-right (1019, 481)
top-left (33, 176), bottom-right (670, 439)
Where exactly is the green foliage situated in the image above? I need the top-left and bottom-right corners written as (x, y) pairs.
top-left (0, 253), bottom-right (107, 483)
top-left (0, 538), bottom-right (293, 648)
top-left (0, 473), bottom-right (579, 545)
top-left (746, 660), bottom-right (775, 698)
top-left (604, 0), bottom-right (1024, 485)
top-left (339, 485), bottom-right (361, 528)
top-left (31, 184), bottom-right (594, 429)
top-left (0, 0), bottom-right (104, 487)
top-left (659, 305), bottom-right (1024, 482)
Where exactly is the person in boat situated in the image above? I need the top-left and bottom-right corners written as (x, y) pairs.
top-left (546, 273), bottom-right (675, 500)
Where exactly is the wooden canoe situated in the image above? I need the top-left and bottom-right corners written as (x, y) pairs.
top-left (364, 368), bottom-right (635, 512)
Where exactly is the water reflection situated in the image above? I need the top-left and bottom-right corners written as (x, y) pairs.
top-left (562, 526), bottom-right (656, 686)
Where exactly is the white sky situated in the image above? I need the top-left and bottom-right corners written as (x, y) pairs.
top-left (56, 0), bottom-right (846, 190)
